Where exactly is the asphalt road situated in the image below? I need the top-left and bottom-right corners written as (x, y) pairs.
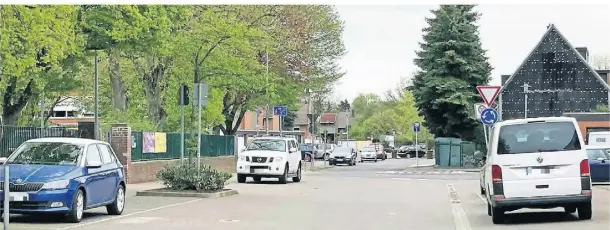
top-left (3, 158), bottom-right (609, 230)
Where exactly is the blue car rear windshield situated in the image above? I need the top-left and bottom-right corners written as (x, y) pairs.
top-left (497, 121), bottom-right (581, 154)
top-left (7, 142), bottom-right (84, 165)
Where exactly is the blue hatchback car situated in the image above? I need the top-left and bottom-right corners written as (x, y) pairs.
top-left (0, 138), bottom-right (126, 223)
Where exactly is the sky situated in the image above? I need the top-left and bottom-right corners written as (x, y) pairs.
top-left (332, 4), bottom-right (610, 102)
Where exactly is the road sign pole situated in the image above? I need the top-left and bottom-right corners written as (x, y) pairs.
top-left (4, 165), bottom-right (9, 228)
top-left (197, 89), bottom-right (202, 175)
top-left (482, 123), bottom-right (489, 148)
top-left (415, 130), bottom-right (418, 167)
top-left (280, 115), bottom-right (283, 137)
top-left (180, 104), bottom-right (184, 162)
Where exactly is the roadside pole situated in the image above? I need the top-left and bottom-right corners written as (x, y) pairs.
top-left (194, 83), bottom-right (209, 174)
top-left (4, 165), bottom-right (9, 228)
top-left (178, 84), bottom-right (188, 163)
top-left (413, 122), bottom-right (420, 167)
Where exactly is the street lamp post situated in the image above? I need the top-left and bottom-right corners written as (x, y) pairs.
top-left (94, 50), bottom-right (100, 140)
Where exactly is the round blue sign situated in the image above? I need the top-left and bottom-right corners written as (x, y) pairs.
top-left (480, 108), bottom-right (498, 126)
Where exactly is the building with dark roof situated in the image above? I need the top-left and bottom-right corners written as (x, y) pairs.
top-left (498, 24), bottom-right (610, 120)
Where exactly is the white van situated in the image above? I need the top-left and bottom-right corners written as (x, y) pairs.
top-left (588, 131), bottom-right (610, 146)
top-left (480, 117), bottom-right (592, 224)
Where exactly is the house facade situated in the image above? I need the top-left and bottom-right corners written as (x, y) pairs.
top-left (499, 24), bottom-right (610, 120)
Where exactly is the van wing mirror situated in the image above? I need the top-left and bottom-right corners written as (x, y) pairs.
top-left (289, 147), bottom-right (297, 153)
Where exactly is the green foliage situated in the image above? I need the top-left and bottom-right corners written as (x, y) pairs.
top-left (2, 5), bottom-right (344, 133)
top-left (349, 89), bottom-right (431, 143)
top-left (412, 5), bottom-right (492, 140)
top-left (156, 162), bottom-right (232, 191)
top-left (595, 104), bottom-right (609, 112)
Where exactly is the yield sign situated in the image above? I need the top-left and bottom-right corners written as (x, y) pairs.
top-left (476, 86), bottom-right (501, 107)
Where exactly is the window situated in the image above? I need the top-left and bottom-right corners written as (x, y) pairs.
top-left (246, 139), bottom-right (287, 152)
top-left (497, 121), bottom-right (581, 154)
top-left (86, 145), bottom-right (102, 163)
top-left (67, 111), bottom-right (75, 117)
top-left (98, 144), bottom-right (114, 164)
top-left (586, 149), bottom-right (608, 160)
top-left (7, 142), bottom-right (83, 165)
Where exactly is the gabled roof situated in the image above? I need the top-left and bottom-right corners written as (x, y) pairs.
top-left (319, 113), bottom-right (337, 124)
top-left (500, 24), bottom-right (610, 93)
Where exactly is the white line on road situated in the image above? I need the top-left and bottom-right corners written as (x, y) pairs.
top-left (56, 198), bottom-right (202, 230)
top-left (446, 184), bottom-right (472, 230)
top-left (477, 193), bottom-right (487, 205)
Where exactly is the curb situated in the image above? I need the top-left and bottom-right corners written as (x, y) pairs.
top-left (136, 188), bottom-right (239, 198)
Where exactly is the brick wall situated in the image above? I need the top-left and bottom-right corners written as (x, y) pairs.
top-left (128, 156), bottom-right (237, 184)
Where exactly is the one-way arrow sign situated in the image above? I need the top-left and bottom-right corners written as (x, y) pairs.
top-left (476, 85), bottom-right (501, 107)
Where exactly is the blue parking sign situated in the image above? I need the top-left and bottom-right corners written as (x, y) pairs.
top-left (413, 122), bottom-right (421, 133)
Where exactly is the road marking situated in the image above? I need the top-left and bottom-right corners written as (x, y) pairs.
top-left (476, 193), bottom-right (487, 205)
top-left (446, 184), bottom-right (472, 230)
top-left (56, 198), bottom-right (201, 230)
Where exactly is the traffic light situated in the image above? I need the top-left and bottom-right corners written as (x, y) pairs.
top-left (178, 84), bottom-right (189, 105)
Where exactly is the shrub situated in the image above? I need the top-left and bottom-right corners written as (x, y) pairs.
top-left (156, 161), bottom-right (232, 192)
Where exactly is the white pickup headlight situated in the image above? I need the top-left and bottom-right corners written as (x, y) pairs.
top-left (42, 180), bottom-right (70, 190)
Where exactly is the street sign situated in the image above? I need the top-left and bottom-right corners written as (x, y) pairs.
top-left (193, 83), bottom-right (209, 107)
top-left (480, 108), bottom-right (498, 126)
top-left (413, 122), bottom-right (421, 132)
top-left (476, 86), bottom-right (501, 107)
top-left (273, 106), bottom-right (288, 117)
top-left (473, 103), bottom-right (487, 120)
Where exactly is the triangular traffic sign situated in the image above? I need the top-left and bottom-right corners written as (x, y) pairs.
top-left (476, 86), bottom-right (501, 107)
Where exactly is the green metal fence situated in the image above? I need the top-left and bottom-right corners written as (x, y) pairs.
top-left (130, 132), bottom-right (235, 162)
top-left (0, 126), bottom-right (79, 157)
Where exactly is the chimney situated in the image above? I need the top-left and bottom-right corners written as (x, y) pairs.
top-left (501, 75), bottom-right (511, 86)
top-left (576, 47), bottom-right (589, 61)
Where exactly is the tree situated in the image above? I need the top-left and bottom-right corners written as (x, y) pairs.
top-left (412, 5), bottom-right (492, 140)
top-left (592, 55), bottom-right (609, 70)
top-left (338, 99), bottom-right (350, 112)
top-left (0, 6), bottom-right (84, 125)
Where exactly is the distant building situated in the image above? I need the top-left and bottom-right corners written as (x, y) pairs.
top-left (47, 96), bottom-right (94, 128)
top-left (499, 24), bottom-right (610, 120)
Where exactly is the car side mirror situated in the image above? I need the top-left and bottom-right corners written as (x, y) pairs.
top-left (86, 160), bottom-right (103, 169)
top-left (289, 147), bottom-right (297, 153)
top-left (0, 157), bottom-right (7, 164)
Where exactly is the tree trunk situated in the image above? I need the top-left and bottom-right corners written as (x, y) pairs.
top-left (108, 48), bottom-right (127, 112)
top-left (2, 77), bottom-right (34, 125)
top-left (141, 58), bottom-right (169, 131)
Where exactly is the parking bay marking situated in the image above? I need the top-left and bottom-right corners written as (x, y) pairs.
top-left (446, 184), bottom-right (472, 230)
top-left (56, 198), bottom-right (202, 230)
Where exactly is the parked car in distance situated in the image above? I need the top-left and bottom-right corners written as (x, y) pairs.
top-left (360, 146), bottom-right (378, 162)
top-left (585, 145), bottom-right (610, 183)
top-left (0, 138), bottom-right (126, 223)
top-left (299, 143), bottom-right (315, 162)
top-left (237, 137), bottom-right (302, 184)
top-left (314, 143), bottom-right (334, 160)
top-left (480, 117), bottom-right (592, 224)
top-left (329, 146), bottom-right (357, 166)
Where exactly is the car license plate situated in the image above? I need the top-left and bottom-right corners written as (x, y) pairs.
top-left (336, 159), bottom-right (343, 161)
top-left (9, 192), bottom-right (29, 202)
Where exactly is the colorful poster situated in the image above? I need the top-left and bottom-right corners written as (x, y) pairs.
top-left (154, 132), bottom-right (167, 153)
top-left (143, 132), bottom-right (156, 153)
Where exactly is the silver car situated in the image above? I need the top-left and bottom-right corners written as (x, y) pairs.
top-left (329, 147), bottom-right (357, 166)
top-left (360, 146), bottom-right (378, 162)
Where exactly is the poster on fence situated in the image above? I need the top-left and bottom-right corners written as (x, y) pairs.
top-left (142, 132), bottom-right (156, 153)
top-left (154, 132), bottom-right (166, 153)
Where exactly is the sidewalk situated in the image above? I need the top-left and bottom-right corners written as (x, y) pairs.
top-left (302, 160), bottom-right (334, 172)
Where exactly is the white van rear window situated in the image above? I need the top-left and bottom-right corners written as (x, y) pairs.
top-left (498, 121), bottom-right (581, 154)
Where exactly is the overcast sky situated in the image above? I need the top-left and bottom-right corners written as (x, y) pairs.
top-left (332, 5), bottom-right (610, 102)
